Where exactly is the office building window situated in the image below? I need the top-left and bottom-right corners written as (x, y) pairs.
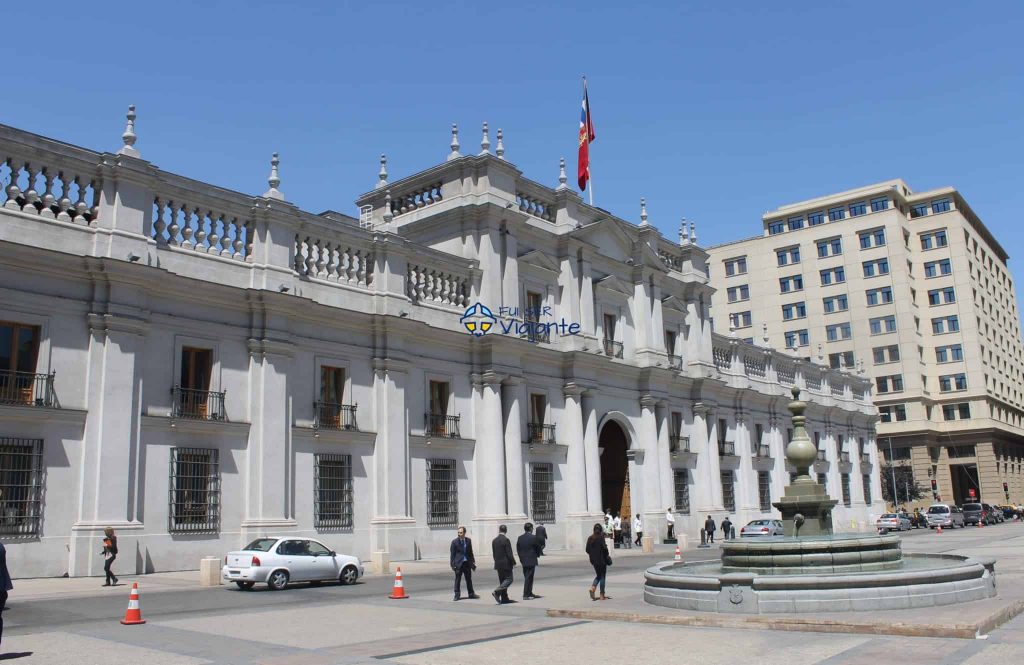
top-left (724, 257), bottom-right (747, 276)
top-left (876, 374), bottom-right (904, 394)
top-left (862, 258), bottom-right (890, 278)
top-left (779, 275), bottom-right (803, 293)
top-left (314, 453), bottom-right (354, 529)
top-left (782, 302), bottom-right (807, 321)
top-left (931, 199), bottom-right (951, 214)
top-left (859, 228), bottom-right (886, 249)
top-left (935, 344), bottom-right (963, 363)
top-left (768, 220), bottom-right (785, 235)
top-left (828, 206), bottom-right (845, 222)
top-left (426, 458), bottom-right (458, 526)
top-left (826, 322), bottom-right (852, 342)
top-left (819, 267), bottom-right (845, 285)
top-left (879, 404), bottom-right (908, 422)
top-left (869, 315), bottom-right (897, 335)
top-left (530, 463), bottom-right (555, 522)
top-left (910, 203), bottom-right (929, 218)
top-left (674, 469), bottom-right (690, 515)
top-left (927, 287), bottom-right (956, 306)
top-left (785, 329), bottom-right (810, 348)
top-left (828, 351), bottom-right (855, 370)
top-left (727, 285), bottom-right (750, 302)
top-left (870, 197), bottom-right (889, 212)
top-left (862, 475), bottom-right (872, 504)
top-left (924, 259), bottom-right (952, 278)
top-left (817, 237), bottom-right (842, 258)
top-left (729, 311), bottom-right (752, 329)
top-left (776, 247), bottom-right (800, 266)
top-left (808, 211), bottom-right (825, 226)
top-left (866, 286), bottom-right (894, 306)
top-left (931, 315), bottom-right (960, 334)
top-left (0, 437), bottom-right (44, 536)
top-left (169, 447), bottom-right (220, 533)
top-left (788, 216), bottom-right (804, 231)
top-left (849, 201), bottom-right (867, 217)
top-left (721, 471), bottom-right (736, 512)
top-left (822, 294), bottom-right (848, 313)
top-left (841, 474), bottom-right (852, 506)
top-left (942, 403), bottom-right (971, 421)
top-left (920, 230), bottom-right (948, 250)
top-left (872, 345), bottom-right (900, 364)
top-left (939, 373), bottom-right (967, 392)
top-left (758, 471), bottom-right (771, 512)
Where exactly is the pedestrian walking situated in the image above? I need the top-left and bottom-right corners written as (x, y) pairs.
top-left (102, 526), bottom-right (119, 586)
top-left (603, 514), bottom-right (614, 552)
top-left (585, 523), bottom-right (611, 601)
top-left (516, 523), bottom-right (542, 599)
top-left (666, 506), bottom-right (675, 540)
top-left (721, 516), bottom-right (733, 541)
top-left (612, 512), bottom-right (622, 547)
top-left (0, 540), bottom-right (11, 647)
top-left (633, 513), bottom-right (643, 547)
top-left (704, 515), bottom-right (717, 544)
top-left (535, 523), bottom-right (548, 555)
top-left (491, 525), bottom-right (516, 604)
top-left (449, 525), bottom-right (479, 601)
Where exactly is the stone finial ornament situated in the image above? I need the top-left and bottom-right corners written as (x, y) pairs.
top-left (375, 154), bottom-right (388, 190)
top-left (762, 323), bottom-right (769, 345)
top-left (448, 123), bottom-right (460, 161)
top-left (785, 386), bottom-right (817, 478)
top-left (690, 221), bottom-right (697, 245)
top-left (557, 157), bottom-right (568, 190)
top-left (495, 128), bottom-right (505, 158)
top-left (383, 190), bottom-right (394, 223)
top-left (263, 153), bottom-right (284, 200)
top-left (640, 198), bottom-right (649, 227)
top-left (480, 122), bottom-right (490, 154)
top-left (680, 218), bottom-right (689, 245)
top-left (118, 105), bottom-right (139, 157)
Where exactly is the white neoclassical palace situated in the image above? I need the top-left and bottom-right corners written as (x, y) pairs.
top-left (0, 112), bottom-right (881, 578)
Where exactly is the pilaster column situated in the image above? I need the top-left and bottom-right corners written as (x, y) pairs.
top-left (475, 371), bottom-right (507, 518)
top-left (579, 256), bottom-right (596, 338)
top-left (733, 411), bottom-right (755, 514)
top-left (638, 396), bottom-right (662, 515)
top-left (693, 402), bottom-right (723, 512)
top-left (501, 228), bottom-right (519, 312)
top-left (633, 278), bottom-right (652, 353)
top-left (656, 400), bottom-right (674, 515)
top-left (369, 357), bottom-right (415, 559)
top-left (502, 378), bottom-right (526, 517)
top-left (651, 283), bottom-right (665, 352)
top-left (562, 383), bottom-right (588, 515)
top-left (582, 389), bottom-right (602, 514)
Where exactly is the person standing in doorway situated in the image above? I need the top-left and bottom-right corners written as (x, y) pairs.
top-left (450, 525), bottom-right (478, 601)
top-left (490, 525), bottom-right (515, 604)
top-left (633, 513), bottom-right (643, 547)
top-left (102, 526), bottom-right (119, 586)
top-left (586, 523), bottom-right (611, 601)
top-left (704, 515), bottom-right (717, 544)
top-left (517, 523), bottom-right (542, 600)
top-left (721, 516), bottom-right (733, 541)
top-left (535, 522), bottom-right (548, 555)
top-left (666, 506), bottom-right (676, 541)
top-left (0, 540), bottom-right (11, 647)
top-left (612, 512), bottom-right (622, 547)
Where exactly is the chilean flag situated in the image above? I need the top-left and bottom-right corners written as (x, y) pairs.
top-left (578, 79), bottom-right (596, 191)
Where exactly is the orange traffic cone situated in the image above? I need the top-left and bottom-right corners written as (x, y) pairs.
top-left (120, 582), bottom-right (146, 625)
top-left (978, 519), bottom-right (984, 528)
top-left (388, 566), bottom-right (408, 599)
top-left (674, 546), bottom-right (682, 562)
top-left (936, 525), bottom-right (943, 534)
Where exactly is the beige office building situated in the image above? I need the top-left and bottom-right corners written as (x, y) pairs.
top-left (708, 180), bottom-right (1024, 509)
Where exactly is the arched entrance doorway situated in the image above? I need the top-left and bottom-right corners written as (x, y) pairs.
top-left (599, 420), bottom-right (630, 520)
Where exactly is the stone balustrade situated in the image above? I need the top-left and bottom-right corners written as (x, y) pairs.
top-left (151, 171), bottom-right (254, 261)
top-left (389, 182), bottom-right (443, 217)
top-left (515, 183), bottom-right (555, 222)
top-left (292, 212), bottom-right (376, 288)
top-left (406, 252), bottom-right (473, 309)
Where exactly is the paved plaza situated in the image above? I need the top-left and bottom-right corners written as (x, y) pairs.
top-left (2, 524), bottom-right (1023, 664)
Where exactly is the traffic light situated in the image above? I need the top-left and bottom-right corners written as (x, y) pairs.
top-left (1004, 482), bottom-right (1009, 492)
top-left (931, 479), bottom-right (937, 491)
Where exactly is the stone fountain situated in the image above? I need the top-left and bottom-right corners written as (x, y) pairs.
top-left (644, 387), bottom-right (997, 614)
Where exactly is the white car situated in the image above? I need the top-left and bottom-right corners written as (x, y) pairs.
top-left (876, 513), bottom-right (911, 533)
top-left (222, 537), bottom-right (364, 590)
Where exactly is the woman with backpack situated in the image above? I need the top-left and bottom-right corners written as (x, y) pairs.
top-left (585, 523), bottom-right (611, 601)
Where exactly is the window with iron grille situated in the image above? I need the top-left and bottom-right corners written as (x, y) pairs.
top-left (530, 463), bottom-right (555, 522)
top-left (862, 474), bottom-right (872, 504)
top-left (841, 473), bottom-right (852, 506)
top-left (0, 438), bottom-right (44, 536)
top-left (168, 447), bottom-right (220, 532)
top-left (721, 470), bottom-right (735, 512)
top-left (426, 458), bottom-right (458, 527)
top-left (314, 453), bottom-right (353, 529)
top-left (674, 469), bottom-right (690, 515)
top-left (758, 471), bottom-right (771, 512)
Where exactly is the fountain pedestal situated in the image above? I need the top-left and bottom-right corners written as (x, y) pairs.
top-left (773, 477), bottom-right (838, 537)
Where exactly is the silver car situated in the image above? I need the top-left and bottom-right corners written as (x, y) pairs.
top-left (876, 513), bottom-right (911, 533)
top-left (926, 504), bottom-right (965, 529)
top-left (740, 519), bottom-right (785, 537)
top-left (222, 537), bottom-right (364, 590)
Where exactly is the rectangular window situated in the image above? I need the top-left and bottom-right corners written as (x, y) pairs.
top-left (939, 373), bottom-right (967, 392)
top-left (788, 216), bottom-right (804, 231)
top-left (932, 199), bottom-right (951, 214)
top-left (776, 247), bottom-right (800, 266)
top-left (721, 470), bottom-right (736, 512)
top-left (841, 474), bottom-right (852, 506)
top-left (779, 275), bottom-right (803, 293)
top-left (0, 437), bottom-right (44, 536)
top-left (828, 206), bottom-right (846, 222)
top-left (935, 344), bottom-right (963, 363)
top-left (603, 313), bottom-right (617, 341)
top-left (828, 351), bottom-right (854, 369)
top-left (729, 311), bottom-right (752, 329)
top-left (942, 403), bottom-right (971, 421)
top-left (758, 471), bottom-right (771, 512)
top-left (924, 259), bottom-right (952, 277)
top-left (872, 344), bottom-right (900, 364)
top-left (910, 203), bottom-right (928, 218)
top-left (869, 315), bottom-right (897, 335)
top-left (781, 302), bottom-right (806, 321)
top-left (879, 404), bottom-right (908, 422)
top-left (808, 211), bottom-right (825, 226)
top-left (931, 315), bottom-right (960, 334)
top-left (817, 237), bottom-right (843, 258)
top-left (530, 463), bottom-right (555, 522)
top-left (819, 267), bottom-right (845, 285)
top-left (876, 374), bottom-right (904, 394)
top-left (870, 197), bottom-right (889, 212)
top-left (866, 287), bottom-right (894, 306)
top-left (822, 294), bottom-right (849, 313)
top-left (826, 322), bottom-right (852, 341)
top-left (785, 329), bottom-right (810, 348)
top-left (863, 474), bottom-right (872, 504)
top-left (665, 330), bottom-right (678, 356)
top-left (817, 473), bottom-right (828, 491)
top-left (726, 284), bottom-right (750, 302)
top-left (768, 221), bottom-right (785, 235)
top-left (849, 201), bottom-right (867, 217)
top-left (429, 380), bottom-right (450, 419)
top-left (426, 458), bottom-right (458, 526)
top-left (169, 447), bottom-right (220, 532)
top-left (674, 469), bottom-right (690, 515)
top-left (314, 453), bottom-right (353, 529)
top-left (920, 230), bottom-right (949, 250)
top-left (859, 228), bottom-right (886, 249)
top-left (862, 258), bottom-right (890, 278)
top-left (724, 257), bottom-right (748, 276)
top-left (0, 322), bottom-right (41, 375)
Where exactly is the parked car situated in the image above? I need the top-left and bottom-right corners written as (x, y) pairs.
top-left (740, 519), bottom-right (785, 537)
top-left (1001, 505), bottom-right (1019, 520)
top-left (222, 537), bottom-right (364, 590)
top-left (926, 503), bottom-right (965, 529)
top-left (962, 502), bottom-right (987, 526)
top-left (983, 503), bottom-right (1004, 523)
top-left (876, 513), bottom-right (912, 533)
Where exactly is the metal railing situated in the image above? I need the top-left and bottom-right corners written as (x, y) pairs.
top-left (670, 435), bottom-right (689, 453)
top-left (0, 371), bottom-right (57, 408)
top-left (757, 444), bottom-right (771, 458)
top-left (314, 402), bottom-right (359, 430)
top-left (425, 413), bottom-right (461, 438)
top-left (603, 339), bottom-right (623, 358)
top-left (718, 441), bottom-right (735, 456)
top-left (171, 386), bottom-right (226, 421)
top-left (523, 326), bottom-right (550, 344)
top-left (526, 423), bottom-right (556, 444)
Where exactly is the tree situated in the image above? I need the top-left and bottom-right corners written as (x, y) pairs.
top-left (880, 463), bottom-right (927, 507)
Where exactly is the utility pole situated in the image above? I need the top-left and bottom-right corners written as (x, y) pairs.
top-left (887, 438), bottom-right (900, 509)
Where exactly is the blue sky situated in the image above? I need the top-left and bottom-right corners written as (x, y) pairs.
top-left (3, 2), bottom-right (1023, 260)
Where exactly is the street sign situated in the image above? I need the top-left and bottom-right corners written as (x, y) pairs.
top-left (969, 488), bottom-right (976, 498)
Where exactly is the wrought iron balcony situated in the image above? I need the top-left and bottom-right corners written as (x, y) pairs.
top-left (314, 401), bottom-right (358, 431)
top-left (522, 325), bottom-right (550, 344)
top-left (526, 423), bottom-right (556, 444)
top-left (756, 443), bottom-right (771, 458)
top-left (602, 338), bottom-right (623, 358)
top-left (0, 371), bottom-right (58, 408)
top-left (840, 451), bottom-right (850, 463)
top-left (718, 441), bottom-right (735, 456)
top-left (425, 413), bottom-right (461, 438)
top-left (171, 386), bottom-right (226, 421)
top-left (670, 435), bottom-right (689, 453)
top-left (667, 354), bottom-right (683, 370)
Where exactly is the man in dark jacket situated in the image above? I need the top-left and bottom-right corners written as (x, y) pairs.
top-left (704, 515), bottom-right (717, 544)
top-left (721, 516), bottom-right (733, 540)
top-left (516, 522), bottom-right (543, 600)
top-left (0, 540), bottom-right (12, 645)
top-left (535, 523), bottom-right (548, 555)
top-left (491, 525), bottom-right (516, 604)
top-left (450, 525), bottom-right (479, 601)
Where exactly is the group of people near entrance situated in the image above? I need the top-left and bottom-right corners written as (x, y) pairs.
top-left (449, 522), bottom-right (548, 603)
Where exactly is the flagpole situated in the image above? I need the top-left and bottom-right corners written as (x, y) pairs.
top-left (583, 75), bottom-right (593, 206)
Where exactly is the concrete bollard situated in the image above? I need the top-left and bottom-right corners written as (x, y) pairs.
top-left (371, 550), bottom-right (390, 575)
top-left (199, 556), bottom-right (222, 586)
top-left (641, 535), bottom-right (654, 553)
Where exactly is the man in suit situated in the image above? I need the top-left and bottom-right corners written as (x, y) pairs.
top-left (516, 522), bottom-right (543, 600)
top-left (534, 523), bottom-right (548, 555)
top-left (0, 540), bottom-right (12, 646)
top-left (490, 525), bottom-right (516, 604)
top-left (449, 525), bottom-right (478, 601)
